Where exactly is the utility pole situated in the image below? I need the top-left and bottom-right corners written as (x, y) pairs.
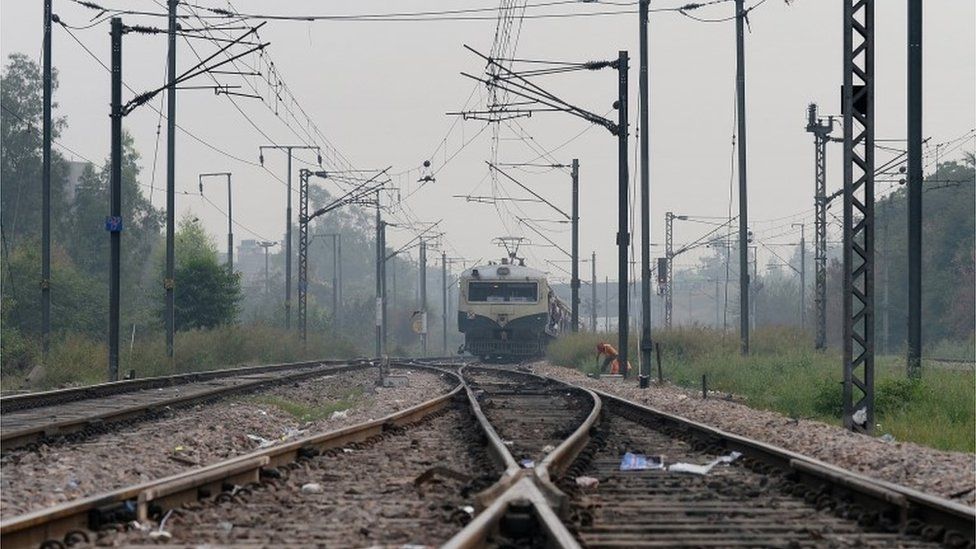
top-left (792, 223), bottom-right (806, 329)
top-left (380, 220), bottom-right (388, 354)
top-left (442, 251), bottom-right (448, 354)
top-left (331, 234), bottom-right (341, 332)
top-left (638, 0), bottom-right (652, 386)
top-left (615, 50), bottom-right (631, 377)
top-left (806, 103), bottom-right (834, 350)
top-left (41, 0), bottom-right (52, 359)
top-left (663, 212), bottom-right (688, 328)
top-left (199, 173), bottom-right (233, 272)
top-left (164, 0), bottom-right (177, 361)
top-left (297, 169), bottom-right (342, 346)
top-left (298, 169), bottom-right (310, 347)
top-left (715, 279), bottom-right (721, 328)
top-left (906, 0), bottom-right (922, 379)
top-left (258, 241), bottom-right (276, 294)
top-left (604, 276), bottom-right (609, 332)
top-left (259, 145), bottom-right (321, 330)
top-left (375, 197), bottom-right (383, 357)
top-left (108, 17), bottom-right (123, 381)
top-left (591, 252), bottom-right (597, 332)
top-left (882, 203), bottom-right (889, 355)
top-left (842, 0), bottom-right (875, 432)
top-left (571, 158), bottom-right (580, 332)
top-left (665, 212), bottom-right (674, 328)
top-left (750, 245), bottom-right (758, 332)
top-left (420, 240), bottom-right (428, 356)
top-left (734, 0), bottom-right (751, 355)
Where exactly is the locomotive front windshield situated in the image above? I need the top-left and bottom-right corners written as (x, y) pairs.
top-left (468, 281), bottom-right (538, 303)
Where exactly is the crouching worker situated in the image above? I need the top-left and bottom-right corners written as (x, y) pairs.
top-left (596, 342), bottom-right (621, 374)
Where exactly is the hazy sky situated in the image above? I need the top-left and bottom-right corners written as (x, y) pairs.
top-left (2, 0), bottom-right (974, 281)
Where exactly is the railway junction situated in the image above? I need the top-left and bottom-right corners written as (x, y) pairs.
top-left (1, 359), bottom-right (972, 548)
top-left (1, 0), bottom-right (973, 547)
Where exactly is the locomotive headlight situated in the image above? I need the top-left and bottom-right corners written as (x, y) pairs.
top-left (497, 266), bottom-right (510, 276)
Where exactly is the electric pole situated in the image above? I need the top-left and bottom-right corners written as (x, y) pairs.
top-left (735, 0), bottom-right (751, 355)
top-left (591, 252), bottom-right (597, 332)
top-left (41, 0), bottom-right (52, 359)
top-left (259, 145), bottom-right (321, 330)
top-left (571, 158), bottom-right (580, 332)
top-left (664, 212), bottom-right (688, 328)
top-left (806, 103), bottom-right (834, 350)
top-left (665, 212), bottom-right (674, 328)
top-left (331, 234), bottom-right (341, 332)
top-left (380, 220), bottom-right (388, 354)
top-left (420, 240), bottom-right (428, 356)
top-left (108, 17), bottom-right (123, 381)
top-left (615, 50), bottom-right (631, 377)
top-left (638, 0), bottom-right (652, 387)
top-left (906, 0), bottom-right (922, 379)
top-left (842, 0), bottom-right (875, 432)
top-left (442, 251), bottom-right (448, 354)
top-left (258, 241), bottom-right (277, 294)
top-left (164, 0), bottom-right (177, 361)
top-left (298, 169), bottom-right (310, 347)
top-left (750, 245), bottom-right (758, 332)
top-left (199, 172), bottom-right (233, 272)
top-left (715, 279), bottom-right (721, 328)
top-left (375, 197), bottom-right (383, 357)
top-left (792, 223), bottom-right (806, 329)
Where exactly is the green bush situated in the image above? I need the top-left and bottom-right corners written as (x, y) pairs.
top-left (548, 328), bottom-right (974, 452)
top-left (812, 378), bottom-right (844, 417)
top-left (874, 378), bottom-right (923, 416)
top-left (13, 325), bottom-right (360, 390)
top-left (1, 327), bottom-right (36, 376)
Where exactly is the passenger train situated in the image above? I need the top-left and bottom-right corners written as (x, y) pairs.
top-left (457, 257), bottom-right (570, 361)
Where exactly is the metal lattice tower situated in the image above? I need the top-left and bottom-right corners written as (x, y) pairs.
top-left (298, 169), bottom-right (310, 345)
top-left (842, 0), bottom-right (875, 433)
top-left (806, 104), bottom-right (834, 350)
top-left (664, 212), bottom-right (674, 328)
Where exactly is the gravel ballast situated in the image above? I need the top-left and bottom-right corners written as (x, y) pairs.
top-left (1, 368), bottom-right (456, 518)
top-left (534, 362), bottom-right (976, 506)
top-left (106, 405), bottom-right (497, 547)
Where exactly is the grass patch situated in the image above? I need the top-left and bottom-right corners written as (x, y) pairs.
top-left (248, 386), bottom-right (364, 422)
top-left (547, 327), bottom-right (975, 453)
top-left (7, 325), bottom-right (359, 390)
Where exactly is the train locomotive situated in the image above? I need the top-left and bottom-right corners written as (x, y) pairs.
top-left (457, 257), bottom-right (570, 361)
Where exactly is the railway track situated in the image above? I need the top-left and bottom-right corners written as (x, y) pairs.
top-left (0, 361), bottom-right (469, 547)
top-left (0, 360), bottom-right (373, 451)
top-left (553, 390), bottom-right (975, 548)
top-left (463, 367), bottom-right (592, 469)
top-left (2, 360), bottom-right (971, 548)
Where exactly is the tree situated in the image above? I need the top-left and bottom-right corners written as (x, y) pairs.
top-left (168, 216), bottom-right (241, 331)
top-left (1, 53), bottom-right (70, 245)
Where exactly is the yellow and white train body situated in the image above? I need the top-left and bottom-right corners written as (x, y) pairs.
top-left (457, 260), bottom-right (570, 360)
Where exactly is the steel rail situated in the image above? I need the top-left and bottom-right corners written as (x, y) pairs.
top-left (1, 355), bottom-right (463, 412)
top-left (582, 387), bottom-right (976, 546)
top-left (0, 358), bottom-right (355, 413)
top-left (0, 362), bottom-right (463, 549)
top-left (445, 366), bottom-right (599, 548)
top-left (0, 361), bottom-right (374, 450)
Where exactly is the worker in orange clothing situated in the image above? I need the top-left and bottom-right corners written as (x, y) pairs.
top-left (596, 342), bottom-right (621, 374)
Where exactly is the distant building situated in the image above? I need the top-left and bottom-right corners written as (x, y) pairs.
top-left (237, 239), bottom-right (277, 290)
